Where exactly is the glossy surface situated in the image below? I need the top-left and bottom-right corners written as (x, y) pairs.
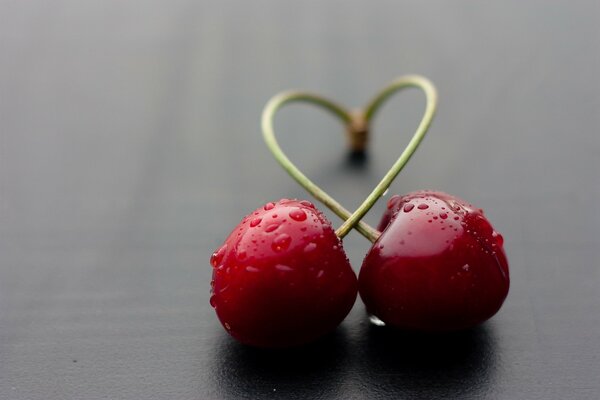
top-left (360, 191), bottom-right (509, 330)
top-left (1, 2), bottom-right (599, 399)
top-left (210, 199), bottom-right (357, 347)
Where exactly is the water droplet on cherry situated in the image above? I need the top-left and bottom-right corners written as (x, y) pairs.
top-left (275, 264), bottom-right (293, 272)
top-left (492, 231), bottom-right (504, 245)
top-left (289, 209), bottom-right (307, 221)
top-left (265, 223), bottom-right (280, 232)
top-left (304, 242), bottom-right (317, 253)
top-left (299, 200), bottom-right (314, 208)
top-left (210, 244), bottom-right (227, 268)
top-left (250, 218), bottom-right (262, 227)
top-left (272, 233), bottom-right (292, 252)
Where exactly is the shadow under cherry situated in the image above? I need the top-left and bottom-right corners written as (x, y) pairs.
top-left (210, 327), bottom-right (351, 400)
top-left (351, 316), bottom-right (499, 399)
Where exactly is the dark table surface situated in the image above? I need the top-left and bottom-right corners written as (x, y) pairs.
top-left (1, 1), bottom-right (599, 399)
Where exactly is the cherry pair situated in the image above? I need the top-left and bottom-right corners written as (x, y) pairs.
top-left (210, 192), bottom-right (508, 347)
top-left (209, 76), bottom-right (509, 347)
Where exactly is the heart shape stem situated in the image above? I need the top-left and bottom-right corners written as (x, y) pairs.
top-left (262, 75), bottom-right (437, 243)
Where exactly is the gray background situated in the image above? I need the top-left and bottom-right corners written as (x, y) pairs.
top-left (1, 1), bottom-right (599, 399)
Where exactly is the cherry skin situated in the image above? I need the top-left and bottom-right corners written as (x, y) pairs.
top-left (359, 191), bottom-right (509, 331)
top-left (210, 199), bottom-right (357, 348)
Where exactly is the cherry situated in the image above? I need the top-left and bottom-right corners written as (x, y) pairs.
top-left (210, 199), bottom-right (358, 348)
top-left (359, 191), bottom-right (509, 331)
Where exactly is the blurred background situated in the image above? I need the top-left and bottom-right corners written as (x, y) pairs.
top-left (1, 1), bottom-right (599, 399)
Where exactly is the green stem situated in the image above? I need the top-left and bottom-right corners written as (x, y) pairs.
top-left (261, 91), bottom-right (381, 242)
top-left (335, 75), bottom-right (438, 239)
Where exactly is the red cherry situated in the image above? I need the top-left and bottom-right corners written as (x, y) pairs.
top-left (210, 199), bottom-right (358, 347)
top-left (359, 191), bottom-right (509, 331)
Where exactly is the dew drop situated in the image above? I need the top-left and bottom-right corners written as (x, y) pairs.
top-left (272, 233), bottom-right (292, 252)
top-left (210, 244), bottom-right (227, 268)
top-left (265, 223), bottom-right (280, 233)
top-left (317, 270), bottom-right (325, 278)
top-left (417, 204), bottom-right (429, 210)
top-left (462, 264), bottom-right (470, 272)
top-left (209, 295), bottom-right (217, 308)
top-left (332, 245), bottom-right (338, 251)
top-left (250, 218), bottom-right (262, 227)
top-left (224, 322), bottom-right (231, 330)
top-left (300, 200), bottom-right (314, 208)
top-left (275, 264), bottom-right (293, 272)
top-left (439, 212), bottom-right (448, 219)
top-left (289, 209), bottom-right (307, 221)
top-left (264, 202), bottom-right (275, 210)
top-left (403, 203), bottom-right (415, 212)
top-left (369, 315), bottom-right (386, 326)
top-left (246, 266), bottom-right (260, 272)
top-left (304, 242), bottom-right (317, 253)
top-left (492, 231), bottom-right (504, 246)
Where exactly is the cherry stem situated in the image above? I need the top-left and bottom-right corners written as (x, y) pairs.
top-left (261, 91), bottom-right (381, 242)
top-left (261, 75), bottom-right (438, 243)
top-left (335, 75), bottom-right (438, 239)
